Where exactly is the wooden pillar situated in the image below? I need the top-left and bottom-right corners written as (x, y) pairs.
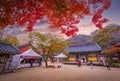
top-left (96, 53), bottom-right (99, 62)
top-left (86, 54), bottom-right (88, 62)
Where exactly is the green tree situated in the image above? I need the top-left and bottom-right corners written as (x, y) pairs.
top-left (92, 26), bottom-right (120, 48)
top-left (29, 32), bottom-right (69, 67)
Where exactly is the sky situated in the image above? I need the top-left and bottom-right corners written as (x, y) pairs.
top-left (3, 0), bottom-right (120, 44)
top-left (103, 0), bottom-right (120, 25)
top-left (76, 0), bottom-right (120, 35)
top-left (21, 0), bottom-right (120, 36)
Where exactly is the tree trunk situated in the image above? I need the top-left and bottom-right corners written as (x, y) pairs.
top-left (44, 60), bottom-right (48, 68)
top-left (43, 55), bottom-right (48, 68)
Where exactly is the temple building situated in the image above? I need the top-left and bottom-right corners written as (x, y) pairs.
top-left (65, 42), bottom-right (102, 63)
top-left (0, 41), bottom-right (20, 72)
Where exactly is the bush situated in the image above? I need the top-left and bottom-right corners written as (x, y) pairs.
top-left (111, 63), bottom-right (120, 67)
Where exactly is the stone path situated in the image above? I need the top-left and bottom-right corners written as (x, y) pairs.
top-left (0, 63), bottom-right (120, 81)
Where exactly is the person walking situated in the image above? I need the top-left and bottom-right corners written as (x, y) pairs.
top-left (29, 59), bottom-right (34, 67)
top-left (106, 61), bottom-right (110, 70)
top-left (38, 58), bottom-right (42, 66)
top-left (90, 61), bottom-right (93, 69)
top-left (77, 59), bottom-right (81, 67)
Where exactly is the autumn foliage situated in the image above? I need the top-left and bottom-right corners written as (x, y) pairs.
top-left (106, 44), bottom-right (120, 54)
top-left (0, 0), bottom-right (111, 36)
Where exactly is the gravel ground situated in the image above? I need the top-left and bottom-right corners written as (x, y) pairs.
top-left (0, 63), bottom-right (120, 81)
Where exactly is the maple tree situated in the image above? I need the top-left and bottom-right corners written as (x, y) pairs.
top-left (106, 44), bottom-right (120, 54)
top-left (0, 0), bottom-right (111, 36)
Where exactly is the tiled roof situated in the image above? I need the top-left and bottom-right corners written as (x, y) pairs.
top-left (0, 42), bottom-right (20, 54)
top-left (111, 30), bottom-right (120, 39)
top-left (110, 39), bottom-right (120, 45)
top-left (18, 43), bottom-right (31, 52)
top-left (65, 42), bottom-right (101, 53)
top-left (107, 39), bottom-right (120, 46)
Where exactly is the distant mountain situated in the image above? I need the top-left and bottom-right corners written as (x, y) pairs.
top-left (111, 30), bottom-right (120, 39)
top-left (105, 23), bottom-right (120, 28)
top-left (67, 34), bottom-right (91, 43)
top-left (105, 24), bottom-right (120, 39)
top-left (4, 25), bottom-right (22, 35)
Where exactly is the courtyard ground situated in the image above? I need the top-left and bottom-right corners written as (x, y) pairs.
top-left (0, 63), bottom-right (120, 81)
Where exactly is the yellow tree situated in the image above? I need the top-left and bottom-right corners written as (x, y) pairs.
top-left (29, 32), bottom-right (69, 67)
top-left (1, 36), bottom-right (20, 46)
top-left (0, 27), bottom-right (4, 39)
